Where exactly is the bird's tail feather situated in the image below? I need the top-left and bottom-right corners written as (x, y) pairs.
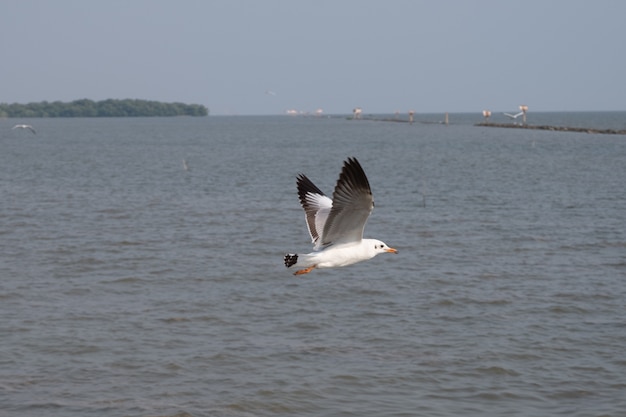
top-left (284, 253), bottom-right (298, 268)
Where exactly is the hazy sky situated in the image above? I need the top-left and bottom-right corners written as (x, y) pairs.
top-left (2, 1), bottom-right (625, 115)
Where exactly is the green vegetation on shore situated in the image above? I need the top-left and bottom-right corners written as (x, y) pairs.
top-left (0, 99), bottom-right (208, 118)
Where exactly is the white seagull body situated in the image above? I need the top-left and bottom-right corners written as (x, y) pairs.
top-left (503, 112), bottom-right (524, 120)
top-left (284, 157), bottom-right (397, 276)
top-left (12, 124), bottom-right (36, 134)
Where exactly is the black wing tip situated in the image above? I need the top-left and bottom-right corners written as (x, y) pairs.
top-left (345, 156), bottom-right (360, 166)
top-left (296, 173), bottom-right (325, 202)
top-left (344, 156), bottom-right (363, 169)
top-left (296, 172), bottom-right (313, 190)
top-left (295, 157), bottom-right (370, 208)
top-left (342, 156), bottom-right (365, 174)
top-left (339, 156), bottom-right (371, 192)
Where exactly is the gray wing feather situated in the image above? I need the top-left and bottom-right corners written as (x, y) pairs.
top-left (321, 157), bottom-right (374, 246)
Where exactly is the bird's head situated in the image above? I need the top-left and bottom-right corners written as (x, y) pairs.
top-left (370, 239), bottom-right (398, 256)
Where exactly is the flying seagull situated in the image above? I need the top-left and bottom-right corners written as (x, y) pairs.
top-left (503, 112), bottom-right (524, 120)
top-left (284, 157), bottom-right (397, 276)
top-left (12, 124), bottom-right (36, 134)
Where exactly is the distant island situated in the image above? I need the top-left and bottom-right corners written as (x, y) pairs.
top-left (0, 99), bottom-right (208, 118)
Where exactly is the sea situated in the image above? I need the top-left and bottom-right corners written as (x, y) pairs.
top-left (1, 112), bottom-right (625, 417)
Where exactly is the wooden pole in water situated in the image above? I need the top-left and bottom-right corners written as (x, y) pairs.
top-left (520, 105), bottom-right (528, 125)
top-left (444, 112), bottom-right (449, 125)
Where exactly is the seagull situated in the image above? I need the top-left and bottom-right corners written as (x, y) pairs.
top-left (284, 157), bottom-right (398, 276)
top-left (12, 124), bottom-right (36, 134)
top-left (503, 112), bottom-right (524, 120)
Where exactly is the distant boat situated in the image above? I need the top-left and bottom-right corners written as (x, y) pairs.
top-left (12, 124), bottom-right (36, 134)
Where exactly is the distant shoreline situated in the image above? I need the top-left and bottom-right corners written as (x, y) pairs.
top-left (0, 99), bottom-right (208, 118)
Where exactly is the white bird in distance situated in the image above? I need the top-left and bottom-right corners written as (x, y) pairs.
top-left (503, 112), bottom-right (524, 120)
top-left (12, 124), bottom-right (37, 134)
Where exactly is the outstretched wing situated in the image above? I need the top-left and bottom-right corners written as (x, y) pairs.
top-left (503, 112), bottom-right (523, 119)
top-left (297, 173), bottom-right (333, 249)
top-left (321, 157), bottom-right (374, 246)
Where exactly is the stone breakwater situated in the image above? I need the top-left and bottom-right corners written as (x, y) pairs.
top-left (476, 122), bottom-right (626, 135)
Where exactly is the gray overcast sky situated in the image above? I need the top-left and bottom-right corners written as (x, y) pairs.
top-left (2, 0), bottom-right (625, 115)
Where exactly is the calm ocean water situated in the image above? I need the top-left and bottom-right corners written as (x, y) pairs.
top-left (1, 113), bottom-right (625, 417)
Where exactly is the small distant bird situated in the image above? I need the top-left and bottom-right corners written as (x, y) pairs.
top-left (12, 124), bottom-right (36, 134)
top-left (265, 90), bottom-right (277, 96)
top-left (284, 157), bottom-right (398, 276)
top-left (182, 159), bottom-right (189, 171)
top-left (503, 112), bottom-right (524, 120)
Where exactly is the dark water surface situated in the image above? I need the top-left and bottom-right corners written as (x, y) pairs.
top-left (1, 114), bottom-right (625, 417)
